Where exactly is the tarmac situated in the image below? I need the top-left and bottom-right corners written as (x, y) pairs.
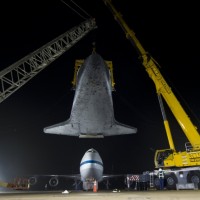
top-left (0, 189), bottom-right (200, 200)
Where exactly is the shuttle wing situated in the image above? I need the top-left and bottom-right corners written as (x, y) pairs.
top-left (44, 120), bottom-right (137, 137)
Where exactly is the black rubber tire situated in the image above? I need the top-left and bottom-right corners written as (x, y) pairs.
top-left (165, 173), bottom-right (177, 190)
top-left (187, 171), bottom-right (200, 189)
top-left (153, 176), bottom-right (161, 190)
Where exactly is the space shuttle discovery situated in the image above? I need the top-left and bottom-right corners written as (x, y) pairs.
top-left (44, 52), bottom-right (137, 138)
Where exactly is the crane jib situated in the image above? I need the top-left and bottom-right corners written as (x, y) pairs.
top-left (0, 18), bottom-right (96, 104)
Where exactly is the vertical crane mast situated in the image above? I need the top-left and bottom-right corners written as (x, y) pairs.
top-left (0, 18), bottom-right (96, 104)
top-left (102, 0), bottom-right (200, 151)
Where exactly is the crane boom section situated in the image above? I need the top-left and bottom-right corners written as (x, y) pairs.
top-left (103, 0), bottom-right (200, 150)
top-left (0, 18), bottom-right (96, 104)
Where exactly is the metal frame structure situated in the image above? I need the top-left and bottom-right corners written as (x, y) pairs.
top-left (0, 18), bottom-right (96, 103)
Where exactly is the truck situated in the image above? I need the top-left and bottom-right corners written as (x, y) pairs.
top-left (103, 0), bottom-right (200, 190)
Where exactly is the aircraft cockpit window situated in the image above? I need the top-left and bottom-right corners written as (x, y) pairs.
top-left (88, 149), bottom-right (96, 153)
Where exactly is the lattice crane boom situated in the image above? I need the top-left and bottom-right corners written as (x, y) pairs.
top-left (0, 18), bottom-right (96, 103)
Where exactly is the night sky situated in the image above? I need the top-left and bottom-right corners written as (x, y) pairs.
top-left (0, 0), bottom-right (200, 185)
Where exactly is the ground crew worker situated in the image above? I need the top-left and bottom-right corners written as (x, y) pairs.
top-left (158, 168), bottom-right (164, 190)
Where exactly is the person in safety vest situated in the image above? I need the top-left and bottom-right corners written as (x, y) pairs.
top-left (158, 168), bottom-right (165, 190)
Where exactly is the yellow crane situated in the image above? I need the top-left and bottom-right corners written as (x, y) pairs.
top-left (103, 0), bottom-right (200, 190)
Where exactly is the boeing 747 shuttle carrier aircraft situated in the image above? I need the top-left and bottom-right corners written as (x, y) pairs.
top-left (28, 148), bottom-right (124, 191)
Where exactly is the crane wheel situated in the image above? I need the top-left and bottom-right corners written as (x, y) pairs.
top-left (165, 173), bottom-right (177, 190)
top-left (187, 171), bottom-right (200, 189)
top-left (153, 176), bottom-right (160, 190)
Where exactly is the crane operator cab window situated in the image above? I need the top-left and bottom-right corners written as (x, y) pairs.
top-left (156, 149), bottom-right (173, 167)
